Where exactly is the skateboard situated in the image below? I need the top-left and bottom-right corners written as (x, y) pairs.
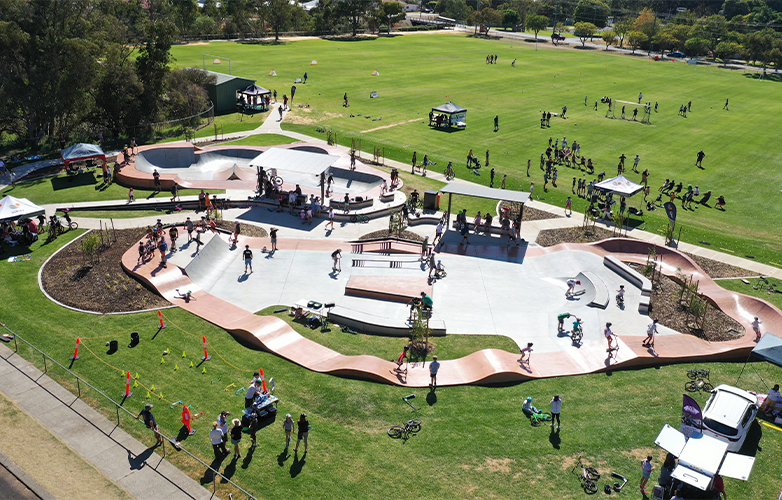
top-left (606, 346), bottom-right (619, 359)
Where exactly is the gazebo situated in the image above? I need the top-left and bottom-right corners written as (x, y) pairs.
top-left (439, 182), bottom-right (529, 228)
top-left (238, 84), bottom-right (271, 111)
top-left (60, 143), bottom-right (106, 169)
top-left (429, 101), bottom-right (467, 129)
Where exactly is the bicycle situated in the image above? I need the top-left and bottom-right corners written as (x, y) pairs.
top-left (685, 378), bottom-right (713, 393)
top-left (530, 411), bottom-right (552, 427)
top-left (350, 213), bottom-right (369, 223)
top-left (571, 320), bottom-right (583, 345)
top-left (443, 163), bottom-right (455, 179)
top-left (686, 368), bottom-right (710, 380)
top-left (572, 456), bottom-right (600, 494)
top-left (387, 418), bottom-right (422, 441)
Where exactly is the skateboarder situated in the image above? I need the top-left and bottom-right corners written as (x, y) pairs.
top-left (519, 342), bottom-right (533, 363)
top-left (604, 322), bottom-right (616, 350)
top-left (566, 279), bottom-right (581, 296)
top-left (752, 317), bottom-right (762, 341)
top-left (332, 248), bottom-right (342, 272)
top-left (642, 318), bottom-right (658, 348)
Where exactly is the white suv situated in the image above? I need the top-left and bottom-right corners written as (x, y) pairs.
top-left (701, 384), bottom-right (758, 452)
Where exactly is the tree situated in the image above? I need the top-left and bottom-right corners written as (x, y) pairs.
top-left (435, 0), bottom-right (472, 21)
top-left (136, 20), bottom-right (177, 122)
top-left (651, 32), bottom-right (677, 56)
top-left (510, 0), bottom-right (537, 31)
top-left (601, 30), bottom-right (616, 50)
top-left (573, 0), bottom-right (609, 28)
top-left (722, 0), bottom-right (750, 20)
top-left (573, 21), bottom-right (597, 47)
top-left (691, 15), bottom-right (728, 55)
top-left (684, 37), bottom-right (710, 56)
top-left (633, 8), bottom-right (658, 40)
top-left (502, 9), bottom-right (520, 29)
top-left (91, 44), bottom-right (144, 137)
top-left (627, 31), bottom-right (648, 54)
top-left (526, 14), bottom-right (548, 40)
top-left (192, 15), bottom-right (217, 36)
top-left (171, 0), bottom-right (198, 37)
top-left (266, 0), bottom-right (294, 41)
top-left (165, 69), bottom-right (216, 125)
top-left (375, 1), bottom-right (405, 34)
top-left (311, 0), bottom-right (339, 34)
top-left (613, 18), bottom-right (633, 48)
top-left (337, 0), bottom-right (373, 36)
top-left (715, 40), bottom-right (742, 66)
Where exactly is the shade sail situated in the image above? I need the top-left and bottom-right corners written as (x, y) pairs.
top-left (0, 195), bottom-right (45, 222)
top-left (431, 101), bottom-right (467, 114)
top-left (61, 143), bottom-right (106, 168)
top-left (594, 175), bottom-right (644, 197)
top-left (248, 148), bottom-right (339, 176)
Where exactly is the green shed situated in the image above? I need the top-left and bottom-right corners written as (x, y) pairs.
top-left (198, 69), bottom-right (256, 113)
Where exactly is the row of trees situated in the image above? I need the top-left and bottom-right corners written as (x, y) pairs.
top-left (0, 0), bottom-right (215, 146)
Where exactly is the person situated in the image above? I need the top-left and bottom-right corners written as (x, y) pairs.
top-left (294, 413), bottom-right (309, 453)
top-left (696, 149), bottom-right (705, 167)
top-left (136, 404), bottom-right (164, 445)
top-left (420, 235), bottom-right (430, 260)
top-left (169, 226), bottom-right (178, 253)
top-left (245, 378), bottom-right (261, 408)
top-left (688, 100), bottom-right (692, 112)
top-left (501, 174), bottom-right (507, 189)
top-left (485, 149), bottom-right (490, 167)
top-left (671, 490), bottom-right (684, 500)
top-left (723, 98), bottom-right (729, 110)
top-left (198, 190), bottom-right (206, 211)
top-left (152, 169), bottom-right (161, 192)
top-left (459, 221), bottom-right (469, 244)
top-left (230, 418), bottom-right (243, 458)
top-left (640, 455), bottom-right (653, 494)
top-left (658, 452), bottom-right (676, 489)
top-left (490, 167), bottom-right (495, 187)
top-left (217, 410), bottom-right (231, 450)
top-left (332, 248), bottom-right (342, 272)
top-left (760, 384), bottom-right (780, 413)
top-left (170, 183), bottom-right (179, 202)
top-left (204, 192), bottom-right (213, 216)
top-left (428, 252), bottom-right (437, 279)
top-left (185, 217), bottom-right (194, 242)
top-left (527, 158), bottom-right (531, 177)
top-left (231, 222), bottom-right (241, 245)
top-left (210, 422), bottom-right (228, 458)
top-left (243, 245), bottom-right (253, 274)
top-left (433, 220), bottom-right (444, 246)
top-left (565, 196), bottom-right (572, 216)
top-left (521, 396), bottom-right (539, 416)
top-left (566, 279), bottom-right (581, 296)
top-left (711, 472), bottom-right (726, 499)
top-left (638, 91), bottom-right (643, 103)
top-left (550, 395), bottom-right (562, 429)
top-left (394, 344), bottom-right (410, 372)
top-left (494, 115), bottom-right (499, 132)
top-left (557, 313), bottom-right (572, 332)
top-left (621, 105), bottom-right (626, 119)
top-left (283, 413), bottom-right (295, 450)
top-left (130, 137), bottom-right (137, 155)
top-left (128, 187), bottom-right (135, 202)
top-left (158, 235), bottom-right (168, 268)
top-left (512, 58), bottom-right (516, 67)
top-left (604, 322), bottom-right (616, 350)
top-left (633, 155), bottom-right (640, 173)
top-left (343, 92), bottom-right (348, 107)
top-left (643, 318), bottom-right (659, 348)
top-left (429, 355), bottom-right (440, 389)
top-left (632, 107), bottom-right (638, 120)
top-left (519, 342), bottom-right (533, 363)
top-left (270, 227), bottom-right (278, 251)
top-left (752, 316), bottom-right (762, 341)
top-left (327, 208), bottom-right (335, 230)
top-left (716, 195), bottom-right (726, 210)
top-left (278, 105), bottom-right (284, 120)
top-left (350, 149), bottom-right (356, 170)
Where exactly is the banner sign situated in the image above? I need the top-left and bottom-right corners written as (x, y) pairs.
top-left (681, 394), bottom-right (703, 437)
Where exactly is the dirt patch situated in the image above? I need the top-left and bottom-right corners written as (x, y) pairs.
top-left (684, 252), bottom-right (755, 278)
top-left (536, 226), bottom-right (615, 246)
top-left (476, 457), bottom-right (514, 473)
top-left (41, 228), bottom-right (170, 313)
top-left (284, 112), bottom-right (317, 125)
top-left (215, 220), bottom-right (268, 238)
top-left (361, 118), bottom-right (421, 134)
top-left (620, 447), bottom-right (665, 462)
top-left (359, 229), bottom-right (425, 242)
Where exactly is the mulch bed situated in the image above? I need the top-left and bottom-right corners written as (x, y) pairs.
top-left (499, 201), bottom-right (563, 221)
top-left (536, 226), bottom-right (616, 246)
top-left (41, 228), bottom-right (170, 313)
top-left (215, 220), bottom-right (268, 238)
top-left (683, 252), bottom-right (755, 279)
top-left (359, 230), bottom-right (425, 242)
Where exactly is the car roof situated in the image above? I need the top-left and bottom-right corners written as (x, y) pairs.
top-left (705, 385), bottom-right (757, 426)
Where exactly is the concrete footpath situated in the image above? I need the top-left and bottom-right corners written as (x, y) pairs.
top-left (0, 343), bottom-right (217, 500)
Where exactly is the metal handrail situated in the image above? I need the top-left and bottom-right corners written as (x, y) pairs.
top-left (1, 323), bottom-right (257, 500)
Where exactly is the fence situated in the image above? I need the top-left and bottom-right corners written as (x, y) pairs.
top-left (0, 323), bottom-right (257, 500)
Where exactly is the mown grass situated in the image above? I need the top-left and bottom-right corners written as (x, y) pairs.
top-left (169, 34), bottom-right (782, 267)
top-left (1, 234), bottom-right (781, 499)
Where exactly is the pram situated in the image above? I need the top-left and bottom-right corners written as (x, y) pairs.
top-left (467, 155), bottom-right (481, 168)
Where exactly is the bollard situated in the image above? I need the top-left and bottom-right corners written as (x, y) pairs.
top-left (260, 368), bottom-right (267, 392)
top-left (158, 310), bottom-right (166, 329)
top-left (70, 337), bottom-right (81, 360)
top-left (122, 371), bottom-right (133, 398)
top-left (201, 336), bottom-right (211, 361)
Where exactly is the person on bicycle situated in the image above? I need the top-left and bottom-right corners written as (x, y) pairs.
top-left (435, 260), bottom-right (445, 278)
top-left (616, 285), bottom-right (625, 305)
top-left (445, 161), bottom-right (454, 178)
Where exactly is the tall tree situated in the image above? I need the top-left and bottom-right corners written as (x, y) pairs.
top-left (601, 30), bottom-right (616, 50)
top-left (573, 0), bottom-right (609, 28)
top-left (311, 0), bottom-right (339, 34)
top-left (171, 0), bottom-right (198, 37)
top-left (136, 20), bottom-right (176, 121)
top-left (613, 17), bottom-right (633, 48)
top-left (266, 0), bottom-right (294, 41)
top-left (627, 30), bottom-right (648, 54)
top-left (525, 13), bottom-right (548, 40)
top-left (375, 1), bottom-right (405, 34)
top-left (337, 0), bottom-right (373, 36)
top-left (574, 21), bottom-right (597, 46)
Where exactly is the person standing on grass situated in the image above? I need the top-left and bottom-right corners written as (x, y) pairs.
top-left (243, 245), bottom-right (253, 274)
top-left (490, 167), bottom-right (495, 187)
top-left (643, 318), bottom-right (658, 348)
top-left (550, 395), bottom-right (562, 429)
top-left (283, 414), bottom-right (294, 450)
top-left (501, 174), bottom-right (507, 189)
top-left (494, 115), bottom-right (499, 132)
top-left (527, 159), bottom-right (531, 177)
top-left (136, 404), bottom-right (164, 446)
top-left (752, 317), bottom-right (762, 341)
top-left (429, 355), bottom-right (440, 389)
top-left (411, 151), bottom-right (417, 174)
top-left (696, 149), bottom-right (705, 168)
top-left (210, 422), bottom-right (227, 459)
top-left (230, 418), bottom-right (243, 459)
top-left (638, 92), bottom-right (643, 103)
top-left (486, 149), bottom-right (490, 167)
top-left (294, 413), bottom-right (310, 454)
top-left (723, 98), bottom-right (729, 110)
top-left (640, 456), bottom-right (653, 494)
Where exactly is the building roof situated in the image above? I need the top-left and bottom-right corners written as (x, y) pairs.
top-left (195, 69), bottom-right (255, 86)
top-left (248, 147), bottom-right (340, 176)
top-left (440, 182), bottom-right (530, 204)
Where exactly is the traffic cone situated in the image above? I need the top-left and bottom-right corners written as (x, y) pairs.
top-left (70, 337), bottom-right (81, 360)
top-left (158, 310), bottom-right (166, 329)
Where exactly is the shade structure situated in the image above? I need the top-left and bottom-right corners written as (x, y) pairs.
top-left (431, 101), bottom-right (467, 128)
top-left (751, 333), bottom-right (782, 368)
top-left (60, 143), bottom-right (106, 168)
top-left (0, 195), bottom-right (45, 222)
top-left (594, 175), bottom-right (644, 197)
top-left (248, 147), bottom-right (339, 176)
top-left (440, 182), bottom-right (530, 204)
top-left (240, 84), bottom-right (270, 96)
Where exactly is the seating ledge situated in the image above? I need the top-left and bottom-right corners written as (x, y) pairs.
top-left (328, 306), bottom-right (446, 337)
top-left (604, 255), bottom-right (652, 296)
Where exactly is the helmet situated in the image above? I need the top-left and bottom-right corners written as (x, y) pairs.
top-left (526, 396), bottom-right (532, 402)
top-left (576, 280), bottom-right (581, 285)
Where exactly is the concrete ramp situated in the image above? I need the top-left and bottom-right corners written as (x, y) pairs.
top-left (213, 164), bottom-right (257, 182)
top-left (184, 235), bottom-right (237, 293)
top-left (135, 145), bottom-right (195, 171)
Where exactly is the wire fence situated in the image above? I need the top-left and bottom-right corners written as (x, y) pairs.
top-left (0, 322), bottom-right (257, 500)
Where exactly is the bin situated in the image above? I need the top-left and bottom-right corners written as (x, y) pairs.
top-left (423, 190), bottom-right (440, 210)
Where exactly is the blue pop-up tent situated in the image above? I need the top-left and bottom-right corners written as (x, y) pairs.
top-left (60, 143), bottom-right (106, 168)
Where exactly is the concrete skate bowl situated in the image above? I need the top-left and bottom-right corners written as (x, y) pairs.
top-left (133, 145), bottom-right (263, 187)
top-left (121, 235), bottom-right (782, 387)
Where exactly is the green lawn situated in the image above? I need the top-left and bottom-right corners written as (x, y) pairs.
top-left (169, 34), bottom-right (782, 268)
top-left (0, 174), bottom-right (220, 206)
top-left (221, 133), bottom-right (301, 147)
top-left (0, 233), bottom-right (780, 499)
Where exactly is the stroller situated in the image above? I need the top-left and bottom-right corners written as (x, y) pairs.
top-left (467, 155), bottom-right (481, 168)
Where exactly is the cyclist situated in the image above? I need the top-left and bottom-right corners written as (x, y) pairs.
top-left (572, 317), bottom-right (582, 334)
top-left (444, 161), bottom-right (454, 178)
top-left (522, 396), bottom-right (540, 416)
top-left (616, 285), bottom-right (625, 305)
top-left (434, 260), bottom-right (446, 278)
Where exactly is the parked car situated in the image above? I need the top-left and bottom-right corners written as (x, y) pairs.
top-left (551, 33), bottom-right (566, 41)
top-left (668, 51), bottom-right (687, 58)
top-left (701, 384), bottom-right (758, 452)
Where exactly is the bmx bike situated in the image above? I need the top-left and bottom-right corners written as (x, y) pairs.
top-left (571, 322), bottom-right (583, 345)
top-left (530, 411), bottom-right (552, 427)
top-left (572, 456), bottom-right (600, 494)
top-left (387, 418), bottom-right (422, 441)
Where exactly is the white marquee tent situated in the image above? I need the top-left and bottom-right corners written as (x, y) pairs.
top-left (0, 195), bottom-right (45, 222)
top-left (594, 174), bottom-right (644, 197)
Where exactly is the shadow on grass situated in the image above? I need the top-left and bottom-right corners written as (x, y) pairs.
top-left (220, 455), bottom-right (239, 483)
top-left (573, 45), bottom-right (598, 50)
top-left (738, 419), bottom-right (763, 457)
top-left (200, 455), bottom-right (228, 484)
top-left (549, 427), bottom-right (561, 449)
top-left (323, 36), bottom-right (377, 42)
top-left (290, 450), bottom-right (306, 478)
top-left (238, 39), bottom-right (289, 46)
top-left (742, 72), bottom-right (782, 83)
top-left (51, 172), bottom-right (97, 191)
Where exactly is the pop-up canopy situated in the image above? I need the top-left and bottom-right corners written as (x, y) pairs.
top-left (594, 175), bottom-right (644, 197)
top-left (61, 143), bottom-right (106, 168)
top-left (430, 101), bottom-right (467, 128)
top-left (239, 84), bottom-right (271, 96)
top-left (0, 195), bottom-right (45, 222)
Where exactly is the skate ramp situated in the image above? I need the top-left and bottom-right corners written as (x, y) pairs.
top-left (134, 145), bottom-right (196, 171)
top-left (184, 235), bottom-right (237, 293)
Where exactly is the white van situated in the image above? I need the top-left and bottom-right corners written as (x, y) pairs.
top-left (701, 384), bottom-right (758, 452)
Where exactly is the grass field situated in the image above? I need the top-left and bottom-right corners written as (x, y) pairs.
top-left (170, 34), bottom-right (782, 266)
top-left (0, 233), bottom-right (780, 500)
